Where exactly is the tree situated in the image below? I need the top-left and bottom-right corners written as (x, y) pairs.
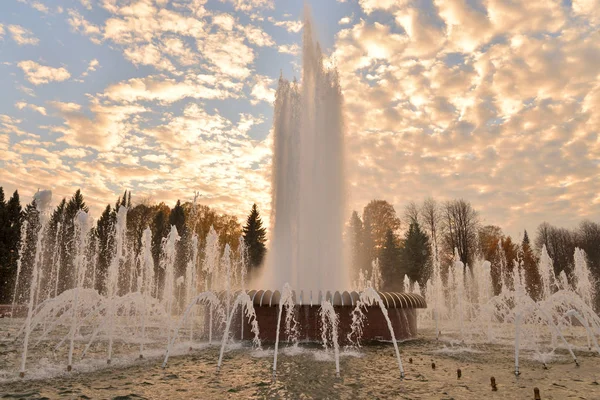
top-left (363, 200), bottom-right (401, 262)
top-left (95, 204), bottom-right (116, 295)
top-left (421, 197), bottom-right (441, 262)
top-left (0, 191), bottom-right (23, 303)
top-left (403, 201), bottom-right (420, 226)
top-left (0, 187), bottom-right (8, 303)
top-left (441, 199), bottom-right (479, 269)
top-left (169, 200), bottom-right (187, 281)
top-left (402, 222), bottom-right (431, 286)
top-left (574, 220), bottom-right (600, 309)
top-left (501, 236), bottom-right (519, 288)
top-left (15, 200), bottom-right (41, 303)
top-left (479, 225), bottom-right (504, 295)
top-left (521, 230), bottom-right (541, 300)
top-left (57, 190), bottom-right (88, 294)
top-left (379, 229), bottom-right (402, 291)
top-left (243, 204), bottom-right (267, 272)
top-left (169, 200), bottom-right (186, 237)
top-left (40, 198), bottom-right (66, 300)
top-left (347, 211), bottom-right (367, 278)
top-left (534, 222), bottom-right (576, 279)
top-left (152, 205), bottom-right (170, 295)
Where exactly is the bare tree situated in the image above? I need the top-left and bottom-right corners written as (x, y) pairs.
top-left (442, 199), bottom-right (480, 268)
top-left (403, 201), bottom-right (420, 226)
top-left (535, 222), bottom-right (576, 278)
top-left (421, 197), bottom-right (441, 261)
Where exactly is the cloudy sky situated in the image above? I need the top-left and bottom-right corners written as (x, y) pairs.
top-left (0, 0), bottom-right (599, 238)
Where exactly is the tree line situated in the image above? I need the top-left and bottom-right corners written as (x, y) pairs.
top-left (0, 187), bottom-right (267, 305)
top-left (347, 198), bottom-right (600, 308)
top-left (1, 186), bottom-right (598, 310)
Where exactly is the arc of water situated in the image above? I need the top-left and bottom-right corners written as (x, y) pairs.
top-left (360, 287), bottom-right (405, 379)
top-left (565, 310), bottom-right (600, 355)
top-left (163, 292), bottom-right (223, 368)
top-left (272, 284), bottom-right (294, 379)
top-left (217, 292), bottom-right (261, 372)
top-left (320, 300), bottom-right (341, 378)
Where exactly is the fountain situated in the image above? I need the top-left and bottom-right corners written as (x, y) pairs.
top-left (8, 8), bottom-right (599, 392)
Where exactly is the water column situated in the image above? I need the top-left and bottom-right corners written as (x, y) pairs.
top-left (267, 13), bottom-right (347, 292)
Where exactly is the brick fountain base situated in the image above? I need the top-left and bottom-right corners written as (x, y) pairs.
top-left (232, 290), bottom-right (427, 344)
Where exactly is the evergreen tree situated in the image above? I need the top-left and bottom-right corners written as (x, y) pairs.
top-left (1, 191), bottom-right (23, 303)
top-left (57, 190), bottom-right (88, 294)
top-left (16, 200), bottom-right (41, 303)
top-left (0, 188), bottom-right (9, 303)
top-left (169, 200), bottom-right (186, 236)
top-left (402, 221), bottom-right (431, 286)
top-left (152, 207), bottom-right (170, 294)
top-left (243, 204), bottom-right (266, 272)
top-left (95, 204), bottom-right (116, 295)
top-left (379, 229), bottom-right (402, 291)
top-left (521, 230), bottom-right (542, 300)
top-left (347, 211), bottom-right (367, 278)
top-left (40, 198), bottom-right (66, 300)
top-left (169, 200), bottom-right (187, 279)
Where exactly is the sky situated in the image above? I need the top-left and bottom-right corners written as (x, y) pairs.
top-left (0, 0), bottom-right (599, 239)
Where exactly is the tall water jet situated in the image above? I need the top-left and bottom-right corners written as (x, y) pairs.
top-left (107, 206), bottom-right (127, 364)
top-left (67, 210), bottom-right (92, 371)
top-left (266, 12), bottom-right (347, 292)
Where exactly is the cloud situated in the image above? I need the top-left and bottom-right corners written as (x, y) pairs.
top-left (224, 0), bottom-right (273, 12)
top-left (50, 99), bottom-right (147, 151)
top-left (17, 0), bottom-right (50, 14)
top-left (0, 24), bottom-right (5, 40)
top-left (15, 101), bottom-right (47, 115)
top-left (59, 147), bottom-right (90, 158)
top-left (18, 61), bottom-right (71, 85)
top-left (250, 75), bottom-right (275, 105)
top-left (278, 43), bottom-right (300, 55)
top-left (339, 16), bottom-right (353, 25)
top-left (79, 58), bottom-right (100, 79)
top-left (68, 9), bottom-right (102, 44)
top-left (102, 75), bottom-right (237, 104)
top-left (8, 25), bottom-right (39, 45)
top-left (269, 17), bottom-right (303, 33)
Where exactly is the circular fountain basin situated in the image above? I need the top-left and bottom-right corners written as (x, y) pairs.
top-left (232, 290), bottom-right (427, 344)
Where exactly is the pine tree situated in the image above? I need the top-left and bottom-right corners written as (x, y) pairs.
top-left (169, 200), bottom-right (187, 280)
top-left (57, 190), bottom-right (88, 293)
top-left (95, 204), bottom-right (116, 295)
top-left (402, 221), bottom-right (431, 286)
top-left (348, 211), bottom-right (367, 278)
top-left (1, 191), bottom-right (23, 303)
top-left (169, 200), bottom-right (186, 236)
top-left (379, 229), bottom-right (402, 291)
top-left (0, 187), bottom-right (9, 303)
top-left (243, 204), bottom-right (266, 272)
top-left (152, 208), bottom-right (169, 293)
top-left (16, 200), bottom-right (41, 303)
top-left (40, 198), bottom-right (66, 300)
top-left (521, 230), bottom-right (542, 300)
